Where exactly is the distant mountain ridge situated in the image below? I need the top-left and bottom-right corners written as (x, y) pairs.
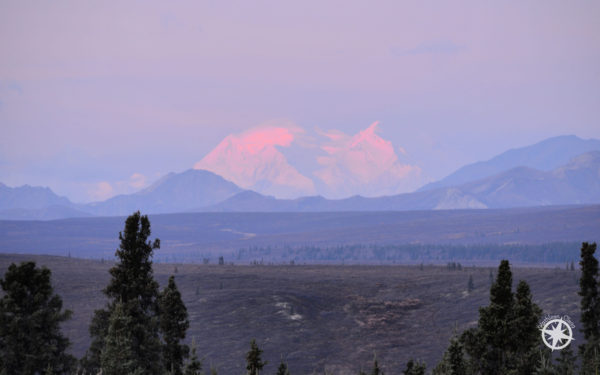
top-left (202, 151), bottom-right (600, 212)
top-left (85, 169), bottom-right (242, 216)
top-left (419, 135), bottom-right (600, 191)
top-left (1, 136), bottom-right (599, 220)
top-left (0, 182), bottom-right (73, 210)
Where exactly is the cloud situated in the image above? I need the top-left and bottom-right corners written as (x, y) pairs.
top-left (391, 40), bottom-right (464, 56)
top-left (85, 173), bottom-right (148, 202)
top-left (194, 122), bottom-right (316, 198)
top-left (314, 122), bottom-right (422, 197)
top-left (128, 173), bottom-right (147, 189)
top-left (89, 181), bottom-right (114, 201)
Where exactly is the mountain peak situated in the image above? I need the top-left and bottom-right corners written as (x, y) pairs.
top-left (314, 122), bottom-right (422, 197)
top-left (194, 125), bottom-right (316, 198)
top-left (86, 169), bottom-right (243, 216)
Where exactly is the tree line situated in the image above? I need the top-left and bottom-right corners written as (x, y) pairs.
top-left (0, 211), bottom-right (598, 374)
top-left (235, 242), bottom-right (580, 264)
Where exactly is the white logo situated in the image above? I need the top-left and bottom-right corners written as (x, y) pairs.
top-left (539, 315), bottom-right (575, 351)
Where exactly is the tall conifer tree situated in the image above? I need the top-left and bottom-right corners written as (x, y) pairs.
top-left (511, 280), bottom-right (542, 374)
top-left (370, 354), bottom-right (383, 375)
top-left (276, 360), bottom-right (290, 375)
top-left (101, 302), bottom-right (143, 375)
top-left (83, 211), bottom-right (162, 374)
top-left (459, 259), bottom-right (542, 374)
top-left (159, 275), bottom-right (190, 375)
top-left (402, 359), bottom-right (426, 375)
top-left (245, 339), bottom-right (267, 375)
top-left (184, 339), bottom-right (202, 375)
top-left (0, 261), bottom-right (75, 374)
top-left (579, 242), bottom-right (600, 374)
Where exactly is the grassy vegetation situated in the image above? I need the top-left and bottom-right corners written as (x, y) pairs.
top-left (0, 253), bottom-right (582, 374)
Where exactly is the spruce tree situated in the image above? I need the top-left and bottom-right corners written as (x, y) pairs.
top-left (370, 354), bottom-right (383, 375)
top-left (433, 334), bottom-right (465, 375)
top-left (101, 302), bottom-right (142, 375)
top-left (0, 261), bottom-right (75, 375)
top-left (579, 242), bottom-right (599, 340)
top-left (184, 340), bottom-right (202, 375)
top-left (555, 345), bottom-right (577, 375)
top-left (402, 359), bottom-right (426, 375)
top-left (458, 259), bottom-right (542, 375)
top-left (431, 352), bottom-right (450, 375)
top-left (447, 337), bottom-right (466, 375)
top-left (579, 242), bottom-right (600, 374)
top-left (475, 259), bottom-right (514, 374)
top-left (83, 211), bottom-right (163, 374)
top-left (159, 275), bottom-right (190, 375)
top-left (533, 349), bottom-right (558, 375)
top-left (510, 280), bottom-right (542, 374)
top-left (276, 360), bottom-right (290, 375)
top-left (245, 339), bottom-right (267, 375)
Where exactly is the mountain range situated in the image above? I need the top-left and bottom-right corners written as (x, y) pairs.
top-left (202, 150), bottom-right (600, 212)
top-left (193, 122), bottom-right (423, 198)
top-left (1, 135), bottom-right (599, 220)
top-left (419, 134), bottom-right (600, 191)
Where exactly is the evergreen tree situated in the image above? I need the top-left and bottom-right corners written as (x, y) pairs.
top-left (159, 275), bottom-right (190, 375)
top-left (459, 260), bottom-right (542, 375)
top-left (510, 280), bottom-right (542, 374)
top-left (402, 359), bottom-right (426, 375)
top-left (579, 242), bottom-right (599, 340)
top-left (184, 339), bottom-right (202, 375)
top-left (83, 211), bottom-right (163, 374)
top-left (370, 354), bottom-right (383, 375)
top-left (431, 352), bottom-right (450, 375)
top-left (468, 275), bottom-right (475, 292)
top-left (447, 337), bottom-right (466, 375)
top-left (579, 242), bottom-right (600, 374)
top-left (533, 349), bottom-right (557, 375)
top-left (246, 339), bottom-right (267, 375)
top-left (0, 261), bottom-right (75, 375)
top-left (555, 345), bottom-right (577, 375)
top-left (101, 302), bottom-right (143, 375)
top-left (433, 334), bottom-right (465, 375)
top-left (474, 259), bottom-right (514, 374)
top-left (276, 360), bottom-right (290, 375)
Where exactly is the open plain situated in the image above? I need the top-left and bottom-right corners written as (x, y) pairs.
top-left (0, 253), bottom-right (583, 374)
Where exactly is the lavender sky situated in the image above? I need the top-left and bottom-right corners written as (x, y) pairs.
top-left (1, 1), bottom-right (599, 202)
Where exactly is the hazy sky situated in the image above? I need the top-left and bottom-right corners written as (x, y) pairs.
top-left (1, 1), bottom-right (599, 202)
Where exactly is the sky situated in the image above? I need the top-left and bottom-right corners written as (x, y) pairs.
top-left (1, 1), bottom-right (599, 202)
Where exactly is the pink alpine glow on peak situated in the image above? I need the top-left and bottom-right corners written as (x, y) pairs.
top-left (193, 124), bottom-right (315, 198)
top-left (315, 122), bottom-right (422, 198)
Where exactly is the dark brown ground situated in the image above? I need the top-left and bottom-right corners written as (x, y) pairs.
top-left (0, 254), bottom-right (582, 374)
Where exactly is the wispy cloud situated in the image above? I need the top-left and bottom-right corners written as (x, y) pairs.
top-left (128, 173), bottom-right (147, 189)
top-left (86, 173), bottom-right (149, 201)
top-left (88, 181), bottom-right (114, 201)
